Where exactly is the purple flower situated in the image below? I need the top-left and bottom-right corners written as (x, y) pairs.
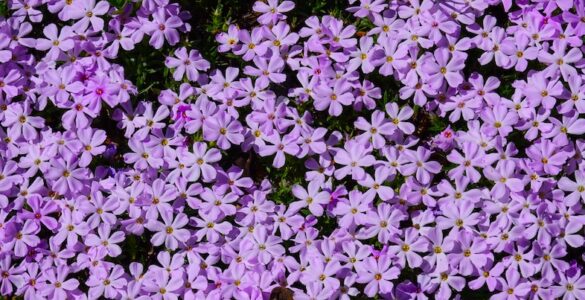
top-left (0, 257), bottom-right (24, 295)
top-left (401, 146), bottom-right (442, 184)
top-left (436, 200), bottom-right (480, 237)
top-left (484, 160), bottom-right (525, 198)
top-left (203, 110), bottom-right (244, 150)
top-left (199, 187), bottom-right (237, 216)
top-left (356, 255), bottom-right (399, 297)
top-left (20, 195), bottom-right (59, 230)
top-left (385, 102), bottom-right (415, 134)
top-left (389, 228), bottom-right (428, 268)
top-left (146, 210), bottom-right (190, 250)
top-left (347, 36), bottom-right (378, 73)
top-left (187, 142), bottom-right (221, 182)
top-left (2, 102), bottom-right (44, 140)
top-left (491, 268), bottom-right (531, 300)
top-left (244, 53), bottom-right (286, 86)
top-left (4, 220), bottom-right (40, 257)
top-left (301, 259), bottom-right (341, 291)
top-left (427, 269), bottom-right (466, 300)
top-left (85, 223), bottom-right (125, 257)
top-left (252, 0), bottom-right (294, 25)
top-left (333, 190), bottom-right (372, 228)
top-left (192, 211), bottom-right (233, 243)
top-left (273, 205), bottom-right (304, 240)
top-left (523, 72), bottom-right (563, 110)
top-left (361, 203), bottom-right (405, 243)
top-left (355, 110), bottom-right (395, 149)
top-left (422, 48), bottom-right (466, 88)
top-left (141, 270), bottom-right (183, 300)
top-left (242, 226), bottom-right (284, 265)
top-left (37, 265), bottom-right (79, 299)
top-left (143, 179), bottom-right (179, 219)
top-left (69, 0), bottom-right (110, 32)
top-left (468, 262), bottom-right (505, 291)
top-left (54, 210), bottom-right (90, 248)
top-left (165, 47), bottom-right (210, 82)
top-left (143, 9), bottom-right (183, 49)
top-left (35, 24), bottom-right (74, 60)
top-left (334, 140), bottom-right (375, 180)
top-left (258, 132), bottom-right (299, 168)
top-left (76, 128), bottom-right (106, 167)
top-left (86, 265), bottom-right (127, 299)
top-left (124, 137), bottom-right (164, 170)
top-left (559, 170), bottom-right (585, 206)
top-left (216, 24), bottom-right (240, 52)
top-left (481, 104), bottom-right (518, 138)
top-left (539, 40), bottom-right (583, 80)
top-left (2, 0), bottom-right (585, 298)
top-left (234, 28), bottom-right (268, 61)
top-left (314, 79), bottom-right (354, 117)
top-left (46, 157), bottom-right (87, 195)
top-left (290, 180), bottom-right (330, 216)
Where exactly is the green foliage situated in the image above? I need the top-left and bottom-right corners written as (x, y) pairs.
top-left (0, 1), bottom-right (8, 18)
top-left (109, 0), bottom-right (128, 9)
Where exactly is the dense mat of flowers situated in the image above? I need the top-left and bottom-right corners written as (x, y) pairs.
top-left (1, 0), bottom-right (585, 298)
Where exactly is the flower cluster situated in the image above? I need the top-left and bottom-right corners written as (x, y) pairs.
top-left (1, 0), bottom-right (585, 299)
